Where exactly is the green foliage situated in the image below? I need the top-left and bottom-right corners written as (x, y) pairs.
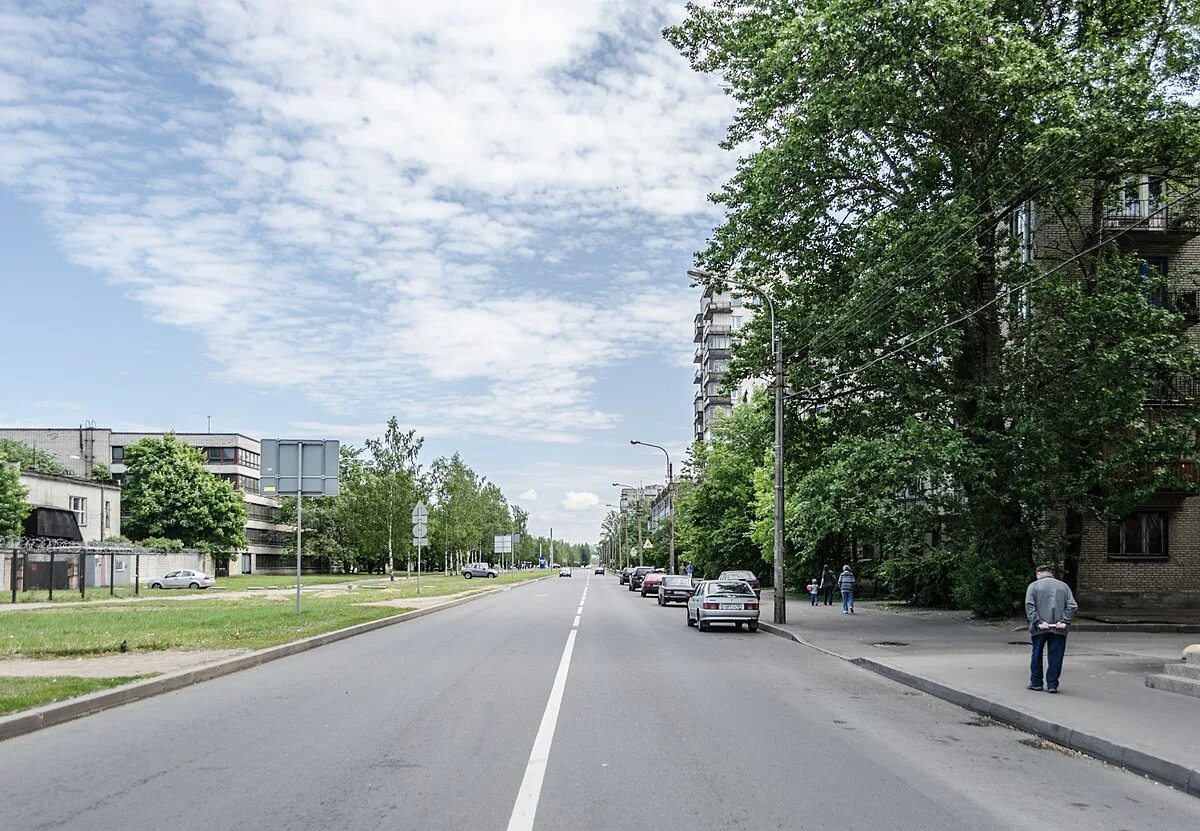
top-left (0, 439), bottom-right (68, 475)
top-left (121, 434), bottom-right (246, 551)
top-left (90, 463), bottom-right (110, 481)
top-left (668, 0), bottom-right (1200, 615)
top-left (139, 537), bottom-right (184, 552)
top-left (876, 549), bottom-right (962, 607)
top-left (0, 463), bottom-right (31, 538)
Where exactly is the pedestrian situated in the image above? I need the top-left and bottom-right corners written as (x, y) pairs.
top-left (820, 564), bottom-right (836, 606)
top-left (1025, 564), bottom-right (1078, 693)
top-left (808, 578), bottom-right (820, 606)
top-left (838, 565), bottom-right (856, 614)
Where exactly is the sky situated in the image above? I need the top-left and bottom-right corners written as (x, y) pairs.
top-left (0, 0), bottom-right (735, 542)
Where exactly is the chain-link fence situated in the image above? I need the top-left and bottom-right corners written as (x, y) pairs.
top-left (1, 538), bottom-right (213, 603)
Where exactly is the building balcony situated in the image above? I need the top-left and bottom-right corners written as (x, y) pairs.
top-left (703, 347), bottom-right (732, 363)
top-left (1146, 374), bottom-right (1200, 407)
top-left (693, 369), bottom-right (703, 385)
top-left (703, 301), bottom-right (733, 319)
top-left (1104, 197), bottom-right (1200, 244)
top-left (694, 348), bottom-right (703, 363)
top-left (705, 393), bottom-right (732, 406)
top-left (705, 325), bottom-right (731, 337)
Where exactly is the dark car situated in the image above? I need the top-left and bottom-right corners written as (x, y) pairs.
top-left (717, 570), bottom-right (761, 597)
top-left (657, 575), bottom-right (694, 606)
top-left (620, 566), bottom-right (635, 585)
top-left (628, 566), bottom-right (660, 591)
top-left (640, 571), bottom-right (667, 597)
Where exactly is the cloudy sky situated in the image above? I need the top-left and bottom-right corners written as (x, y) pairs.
top-left (0, 0), bottom-right (733, 542)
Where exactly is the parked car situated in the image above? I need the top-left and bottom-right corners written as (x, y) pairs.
top-left (628, 566), bottom-right (660, 591)
top-left (687, 579), bottom-right (760, 631)
top-left (620, 566), bottom-right (635, 585)
top-left (594, 565), bottom-right (605, 575)
top-left (640, 571), bottom-right (667, 597)
top-left (658, 575), bottom-right (695, 605)
top-left (717, 570), bottom-right (761, 597)
top-left (148, 570), bottom-right (214, 590)
top-left (462, 562), bottom-right (499, 579)
top-left (559, 567), bottom-right (572, 578)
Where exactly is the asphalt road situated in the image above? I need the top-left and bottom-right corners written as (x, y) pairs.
top-left (1, 571), bottom-right (1197, 830)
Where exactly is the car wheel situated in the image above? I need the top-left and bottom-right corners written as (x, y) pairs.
top-left (464, 573), bottom-right (473, 579)
top-left (698, 618), bottom-right (709, 632)
top-left (748, 621), bottom-right (759, 632)
top-left (189, 582), bottom-right (200, 589)
top-left (149, 582), bottom-right (162, 590)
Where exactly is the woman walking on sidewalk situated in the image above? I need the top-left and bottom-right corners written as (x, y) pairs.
top-left (820, 564), bottom-right (836, 606)
top-left (838, 565), bottom-right (856, 614)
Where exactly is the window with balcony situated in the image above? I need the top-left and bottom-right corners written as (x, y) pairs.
top-left (1107, 511), bottom-right (1168, 560)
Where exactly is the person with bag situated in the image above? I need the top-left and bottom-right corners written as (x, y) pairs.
top-left (838, 565), bottom-right (856, 614)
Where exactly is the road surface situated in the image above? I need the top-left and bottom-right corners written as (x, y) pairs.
top-left (1, 572), bottom-right (1197, 830)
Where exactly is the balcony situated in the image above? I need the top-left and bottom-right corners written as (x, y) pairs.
top-left (1145, 374), bottom-right (1200, 407)
top-left (703, 347), bottom-right (732, 363)
top-left (694, 348), bottom-right (703, 364)
top-left (703, 301), bottom-right (733, 319)
top-left (1104, 196), bottom-right (1200, 244)
top-left (706, 325), bottom-right (731, 337)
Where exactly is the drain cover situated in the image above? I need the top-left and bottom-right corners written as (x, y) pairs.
top-left (871, 641), bottom-right (909, 648)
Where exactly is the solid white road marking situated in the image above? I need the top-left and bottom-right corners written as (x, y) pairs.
top-left (507, 585), bottom-right (586, 831)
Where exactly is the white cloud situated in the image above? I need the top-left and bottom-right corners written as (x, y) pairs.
top-left (562, 491), bottom-right (600, 511)
top-left (0, 1), bottom-right (731, 443)
top-left (518, 488), bottom-right (538, 501)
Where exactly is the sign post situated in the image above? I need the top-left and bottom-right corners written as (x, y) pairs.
top-left (261, 439), bottom-right (340, 615)
top-left (412, 500), bottom-right (429, 594)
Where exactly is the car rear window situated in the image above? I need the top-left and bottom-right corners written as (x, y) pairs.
top-left (663, 577), bottom-right (691, 587)
top-left (710, 581), bottom-right (754, 595)
top-left (720, 571), bottom-right (756, 581)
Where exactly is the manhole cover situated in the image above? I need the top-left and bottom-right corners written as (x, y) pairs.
top-left (871, 641), bottom-right (909, 648)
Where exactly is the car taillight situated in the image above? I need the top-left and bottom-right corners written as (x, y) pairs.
top-left (746, 602), bottom-right (759, 610)
top-left (752, 582), bottom-right (760, 589)
top-left (702, 602), bottom-right (719, 610)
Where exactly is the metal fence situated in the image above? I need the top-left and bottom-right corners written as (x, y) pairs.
top-left (0, 538), bottom-right (212, 602)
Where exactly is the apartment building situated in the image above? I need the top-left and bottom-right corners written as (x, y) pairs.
top-left (619, 484), bottom-right (663, 513)
top-left (0, 426), bottom-right (288, 574)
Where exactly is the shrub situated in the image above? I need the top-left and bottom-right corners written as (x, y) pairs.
top-left (952, 548), bottom-right (1029, 618)
top-left (140, 537), bottom-right (184, 552)
top-left (876, 548), bottom-right (961, 607)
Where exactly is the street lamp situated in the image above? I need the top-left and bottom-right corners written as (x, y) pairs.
top-left (629, 440), bottom-right (675, 574)
top-left (612, 481), bottom-right (646, 567)
top-left (688, 267), bottom-right (786, 625)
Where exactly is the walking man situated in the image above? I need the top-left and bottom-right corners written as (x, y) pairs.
top-left (1025, 564), bottom-right (1078, 693)
top-left (821, 564), bottom-right (836, 606)
top-left (838, 565), bottom-right (856, 614)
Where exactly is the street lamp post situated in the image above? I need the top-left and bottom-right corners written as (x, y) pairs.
top-left (629, 441), bottom-right (675, 574)
top-left (689, 267), bottom-right (786, 625)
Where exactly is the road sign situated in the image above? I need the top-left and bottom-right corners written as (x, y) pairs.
top-left (412, 500), bottom-right (429, 522)
top-left (413, 521), bottom-right (428, 538)
top-left (261, 440), bottom-right (340, 496)
top-left (493, 534), bottom-right (512, 554)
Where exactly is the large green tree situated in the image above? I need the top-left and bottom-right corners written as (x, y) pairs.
top-left (0, 463), bottom-right (30, 538)
top-left (122, 435), bottom-right (246, 553)
top-left (669, 0), bottom-right (1200, 613)
top-left (0, 439), bottom-right (68, 475)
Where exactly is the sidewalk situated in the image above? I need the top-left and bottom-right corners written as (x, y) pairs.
top-left (760, 596), bottom-right (1200, 796)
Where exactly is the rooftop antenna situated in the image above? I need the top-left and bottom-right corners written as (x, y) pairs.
top-left (207, 415), bottom-right (212, 433)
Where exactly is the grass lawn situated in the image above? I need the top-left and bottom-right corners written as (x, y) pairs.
top-left (0, 569), bottom-right (552, 658)
top-left (0, 676), bottom-right (150, 716)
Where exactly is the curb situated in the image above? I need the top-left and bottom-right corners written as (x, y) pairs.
top-left (1071, 622), bottom-right (1200, 633)
top-left (0, 576), bottom-right (551, 744)
top-left (756, 621), bottom-right (1199, 797)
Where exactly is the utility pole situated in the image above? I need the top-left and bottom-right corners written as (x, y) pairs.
top-left (629, 442), bottom-right (675, 574)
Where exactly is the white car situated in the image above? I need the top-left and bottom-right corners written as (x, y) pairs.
top-left (559, 567), bottom-right (572, 578)
top-left (148, 570), bottom-right (215, 590)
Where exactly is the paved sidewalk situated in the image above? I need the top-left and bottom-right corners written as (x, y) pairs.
top-left (761, 596), bottom-right (1200, 795)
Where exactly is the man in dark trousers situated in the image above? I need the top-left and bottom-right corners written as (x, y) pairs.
top-left (1025, 564), bottom-right (1079, 693)
top-left (820, 564), bottom-right (836, 606)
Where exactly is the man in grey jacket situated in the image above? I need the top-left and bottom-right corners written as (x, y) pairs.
top-left (1025, 565), bottom-right (1079, 693)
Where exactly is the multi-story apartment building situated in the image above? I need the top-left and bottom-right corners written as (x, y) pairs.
top-left (618, 484), bottom-right (663, 513)
top-left (648, 484), bottom-right (674, 534)
top-left (0, 426), bottom-right (288, 574)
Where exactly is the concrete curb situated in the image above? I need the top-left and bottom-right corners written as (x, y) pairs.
top-left (1071, 622), bottom-right (1200, 633)
top-left (756, 621), bottom-right (1200, 797)
top-left (0, 576), bottom-right (552, 744)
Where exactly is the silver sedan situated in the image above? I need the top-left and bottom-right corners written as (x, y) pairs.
top-left (686, 580), bottom-right (760, 632)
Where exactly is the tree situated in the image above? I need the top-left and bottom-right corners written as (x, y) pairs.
top-left (0, 463), bottom-right (30, 538)
top-left (122, 434), bottom-right (246, 555)
top-left (669, 0), bottom-right (1200, 614)
top-left (0, 439), bottom-right (68, 475)
top-left (361, 418), bottom-right (425, 578)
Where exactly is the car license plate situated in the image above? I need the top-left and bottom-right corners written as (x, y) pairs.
top-left (719, 603), bottom-right (741, 610)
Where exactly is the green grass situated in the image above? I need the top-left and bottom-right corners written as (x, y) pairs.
top-left (0, 569), bottom-right (552, 658)
top-left (0, 676), bottom-right (151, 716)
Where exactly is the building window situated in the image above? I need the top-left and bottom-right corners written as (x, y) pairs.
top-left (731, 316), bottom-right (743, 331)
top-left (238, 449), bottom-right (261, 470)
top-left (1140, 256), bottom-right (1169, 308)
top-left (205, 447), bottom-right (237, 464)
top-left (1107, 512), bottom-right (1168, 559)
top-left (70, 496), bottom-right (87, 527)
top-left (111, 446), bottom-right (124, 462)
top-left (112, 473), bottom-right (127, 486)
